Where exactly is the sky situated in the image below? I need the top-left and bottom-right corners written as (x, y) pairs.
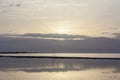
top-left (0, 0), bottom-right (120, 37)
top-left (0, 0), bottom-right (120, 52)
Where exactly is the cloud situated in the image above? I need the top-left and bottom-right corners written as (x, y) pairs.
top-left (113, 33), bottom-right (120, 39)
top-left (0, 33), bottom-right (91, 40)
top-left (0, 33), bottom-right (120, 52)
top-left (102, 32), bottom-right (111, 35)
top-left (21, 33), bottom-right (91, 40)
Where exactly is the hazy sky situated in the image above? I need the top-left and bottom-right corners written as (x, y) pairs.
top-left (0, 0), bottom-right (120, 37)
top-left (1, 0), bottom-right (120, 52)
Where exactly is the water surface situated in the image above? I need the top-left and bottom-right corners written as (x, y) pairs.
top-left (0, 53), bottom-right (120, 80)
top-left (1, 53), bottom-right (120, 58)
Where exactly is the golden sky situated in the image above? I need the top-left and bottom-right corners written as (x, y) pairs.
top-left (0, 0), bottom-right (120, 37)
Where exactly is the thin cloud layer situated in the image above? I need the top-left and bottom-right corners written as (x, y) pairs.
top-left (113, 33), bottom-right (120, 39)
top-left (21, 33), bottom-right (91, 40)
top-left (0, 33), bottom-right (91, 40)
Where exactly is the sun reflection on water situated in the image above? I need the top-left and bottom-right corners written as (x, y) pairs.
top-left (0, 57), bottom-right (120, 80)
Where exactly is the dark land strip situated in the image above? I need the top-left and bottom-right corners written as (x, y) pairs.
top-left (0, 55), bottom-right (120, 60)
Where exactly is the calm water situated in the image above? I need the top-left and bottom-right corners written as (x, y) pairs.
top-left (0, 53), bottom-right (120, 80)
top-left (1, 53), bottom-right (120, 58)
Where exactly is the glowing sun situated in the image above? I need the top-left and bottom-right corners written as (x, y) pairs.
top-left (54, 27), bottom-right (69, 34)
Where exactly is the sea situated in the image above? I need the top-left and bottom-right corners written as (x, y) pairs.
top-left (0, 53), bottom-right (120, 80)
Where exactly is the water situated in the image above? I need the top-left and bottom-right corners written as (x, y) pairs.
top-left (0, 53), bottom-right (120, 80)
top-left (1, 53), bottom-right (120, 58)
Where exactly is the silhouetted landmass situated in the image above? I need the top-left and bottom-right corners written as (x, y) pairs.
top-left (1, 33), bottom-right (120, 53)
top-left (0, 55), bottom-right (120, 60)
top-left (0, 52), bottom-right (27, 53)
top-left (0, 51), bottom-right (120, 54)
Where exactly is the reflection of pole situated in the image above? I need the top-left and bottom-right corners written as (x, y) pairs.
top-left (52, 48), bottom-right (57, 68)
top-left (52, 48), bottom-right (54, 68)
top-left (52, 48), bottom-right (56, 57)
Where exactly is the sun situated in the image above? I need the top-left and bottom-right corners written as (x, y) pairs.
top-left (57, 29), bottom-right (67, 34)
top-left (54, 27), bottom-right (69, 34)
top-left (51, 21), bottom-right (73, 34)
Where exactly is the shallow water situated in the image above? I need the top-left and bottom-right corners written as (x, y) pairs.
top-left (0, 53), bottom-right (120, 80)
top-left (1, 53), bottom-right (120, 58)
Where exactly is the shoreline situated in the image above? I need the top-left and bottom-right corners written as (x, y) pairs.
top-left (0, 55), bottom-right (120, 60)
